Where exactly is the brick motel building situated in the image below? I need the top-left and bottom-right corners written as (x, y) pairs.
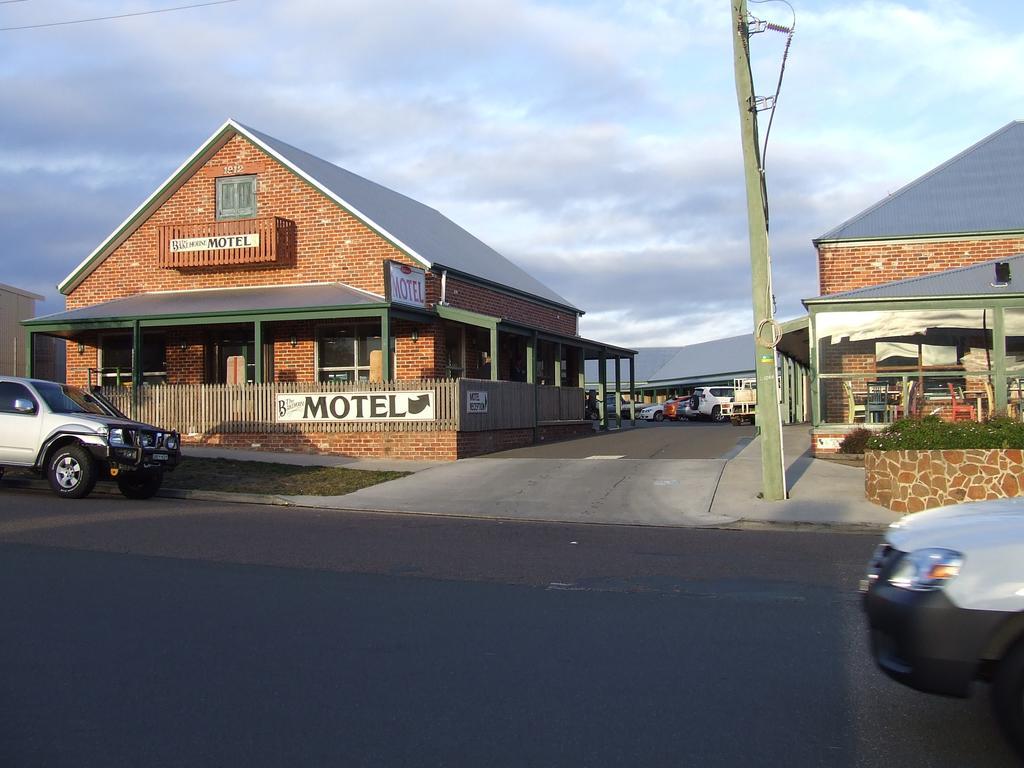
top-left (25, 120), bottom-right (634, 459)
top-left (804, 121), bottom-right (1024, 454)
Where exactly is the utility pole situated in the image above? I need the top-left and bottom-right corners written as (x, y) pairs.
top-left (731, 0), bottom-right (787, 501)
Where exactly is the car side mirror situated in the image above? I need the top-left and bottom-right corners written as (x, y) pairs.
top-left (13, 398), bottom-right (36, 414)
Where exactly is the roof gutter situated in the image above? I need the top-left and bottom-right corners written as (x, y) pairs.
top-left (813, 228), bottom-right (1024, 247)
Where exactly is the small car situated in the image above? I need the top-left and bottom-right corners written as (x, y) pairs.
top-left (638, 403), bottom-right (666, 422)
top-left (586, 393), bottom-right (625, 420)
top-left (862, 498), bottom-right (1024, 758)
top-left (663, 396), bottom-right (690, 421)
top-left (0, 376), bottom-right (181, 500)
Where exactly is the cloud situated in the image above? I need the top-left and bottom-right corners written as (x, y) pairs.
top-left (2, 0), bottom-right (1024, 350)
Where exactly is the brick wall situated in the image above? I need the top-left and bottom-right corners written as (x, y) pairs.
top-left (183, 421), bottom-right (592, 460)
top-left (64, 131), bottom-right (580, 378)
top-left (818, 236), bottom-right (1024, 295)
top-left (445, 275), bottom-right (577, 336)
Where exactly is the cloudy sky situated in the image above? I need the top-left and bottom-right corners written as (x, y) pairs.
top-left (2, 0), bottom-right (1022, 348)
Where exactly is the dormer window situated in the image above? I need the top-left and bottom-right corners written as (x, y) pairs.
top-left (216, 175), bottom-right (256, 220)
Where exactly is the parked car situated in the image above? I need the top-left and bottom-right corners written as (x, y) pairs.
top-left (693, 386), bottom-right (735, 422)
top-left (0, 376), bottom-right (181, 500)
top-left (585, 393), bottom-right (639, 420)
top-left (663, 396), bottom-right (689, 421)
top-left (862, 498), bottom-right (1024, 758)
top-left (638, 403), bottom-right (666, 421)
top-left (682, 394), bottom-right (700, 421)
top-left (586, 392), bottom-right (637, 420)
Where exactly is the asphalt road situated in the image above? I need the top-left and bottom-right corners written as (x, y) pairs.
top-left (0, 489), bottom-right (1018, 768)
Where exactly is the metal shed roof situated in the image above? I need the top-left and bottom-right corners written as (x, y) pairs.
top-left (586, 335), bottom-right (755, 386)
top-left (805, 254), bottom-right (1024, 303)
top-left (816, 121), bottom-right (1024, 242)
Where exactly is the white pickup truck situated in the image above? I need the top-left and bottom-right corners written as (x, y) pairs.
top-left (861, 499), bottom-right (1024, 758)
top-left (0, 376), bottom-right (180, 499)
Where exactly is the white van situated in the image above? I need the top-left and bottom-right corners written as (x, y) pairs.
top-left (861, 498), bottom-right (1024, 757)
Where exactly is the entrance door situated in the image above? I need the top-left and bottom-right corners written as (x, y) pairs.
top-left (212, 335), bottom-right (255, 384)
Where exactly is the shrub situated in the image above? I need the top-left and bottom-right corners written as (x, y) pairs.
top-left (838, 428), bottom-right (873, 455)
top-left (866, 416), bottom-right (1024, 451)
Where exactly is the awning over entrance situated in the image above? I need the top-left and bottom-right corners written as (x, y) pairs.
top-left (25, 283), bottom-right (387, 327)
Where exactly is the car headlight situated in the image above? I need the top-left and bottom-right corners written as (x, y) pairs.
top-left (888, 548), bottom-right (964, 591)
top-left (107, 428), bottom-right (127, 447)
top-left (165, 435), bottom-right (178, 451)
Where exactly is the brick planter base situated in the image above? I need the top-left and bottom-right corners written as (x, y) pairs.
top-left (865, 449), bottom-right (1024, 513)
top-left (182, 422), bottom-right (594, 461)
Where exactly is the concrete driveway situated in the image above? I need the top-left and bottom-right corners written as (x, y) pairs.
top-left (302, 421), bottom-right (758, 527)
top-left (487, 420), bottom-right (757, 460)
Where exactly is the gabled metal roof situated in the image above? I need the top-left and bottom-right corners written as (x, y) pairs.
top-left (585, 335), bottom-right (755, 386)
top-left (816, 121), bottom-right (1024, 243)
top-left (805, 254), bottom-right (1024, 304)
top-left (239, 124), bottom-right (578, 312)
top-left (57, 119), bottom-right (578, 314)
top-left (646, 334), bottom-right (755, 383)
top-left (26, 283), bottom-right (384, 325)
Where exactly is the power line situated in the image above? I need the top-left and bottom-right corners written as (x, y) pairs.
top-left (0, 0), bottom-right (239, 31)
top-left (0, 0), bottom-right (31, 5)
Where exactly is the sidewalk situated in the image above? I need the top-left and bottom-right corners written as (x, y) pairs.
top-left (181, 427), bottom-right (898, 530)
top-left (708, 426), bottom-right (898, 529)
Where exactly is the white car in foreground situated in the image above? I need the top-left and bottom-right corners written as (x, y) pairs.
top-left (637, 403), bottom-right (665, 422)
top-left (862, 498), bottom-right (1024, 758)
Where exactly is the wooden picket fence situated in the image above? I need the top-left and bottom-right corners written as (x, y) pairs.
top-left (100, 379), bottom-right (587, 436)
top-left (101, 380), bottom-right (460, 434)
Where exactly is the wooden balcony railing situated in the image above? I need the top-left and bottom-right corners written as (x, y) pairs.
top-left (157, 217), bottom-right (296, 269)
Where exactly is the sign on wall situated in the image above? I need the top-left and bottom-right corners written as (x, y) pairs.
top-left (466, 390), bottom-right (488, 413)
top-left (169, 233), bottom-right (260, 253)
top-left (386, 261), bottom-right (426, 308)
top-left (276, 391), bottom-right (435, 422)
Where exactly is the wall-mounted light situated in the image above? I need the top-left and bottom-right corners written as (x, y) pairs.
top-left (77, 342), bottom-right (85, 355)
top-left (290, 334), bottom-right (298, 348)
top-left (411, 329), bottom-right (419, 342)
top-left (180, 342), bottom-right (187, 351)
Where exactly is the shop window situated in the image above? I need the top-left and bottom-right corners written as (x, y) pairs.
top-left (817, 309), bottom-right (992, 376)
top-left (1005, 309), bottom-right (1024, 370)
top-left (98, 333), bottom-right (167, 386)
top-left (443, 324), bottom-right (464, 378)
top-left (317, 323), bottom-right (382, 383)
top-left (216, 175), bottom-right (256, 220)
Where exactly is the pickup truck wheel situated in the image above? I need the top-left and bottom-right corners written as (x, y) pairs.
top-left (654, 411), bottom-right (664, 422)
top-left (117, 469), bottom-right (164, 500)
top-left (993, 637), bottom-right (1024, 758)
top-left (712, 405), bottom-right (726, 422)
top-left (47, 445), bottom-right (97, 499)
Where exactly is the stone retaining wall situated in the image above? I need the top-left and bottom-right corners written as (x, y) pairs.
top-left (865, 449), bottom-right (1024, 512)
